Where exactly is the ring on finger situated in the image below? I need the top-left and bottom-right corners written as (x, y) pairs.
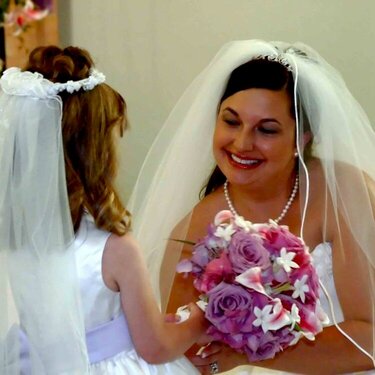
top-left (209, 360), bottom-right (219, 374)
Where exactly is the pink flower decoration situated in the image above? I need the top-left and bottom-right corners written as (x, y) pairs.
top-left (235, 267), bottom-right (267, 295)
top-left (3, 0), bottom-right (49, 36)
top-left (214, 210), bottom-right (234, 226)
top-left (196, 251), bottom-right (234, 293)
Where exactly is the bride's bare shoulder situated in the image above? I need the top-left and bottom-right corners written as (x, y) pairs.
top-left (309, 157), bottom-right (371, 187)
top-left (186, 187), bottom-right (227, 240)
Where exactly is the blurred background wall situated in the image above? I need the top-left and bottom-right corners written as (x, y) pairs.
top-left (53, 1), bottom-right (375, 200)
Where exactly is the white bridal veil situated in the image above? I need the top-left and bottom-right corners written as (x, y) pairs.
top-left (129, 40), bottom-right (375, 364)
top-left (0, 69), bottom-right (90, 374)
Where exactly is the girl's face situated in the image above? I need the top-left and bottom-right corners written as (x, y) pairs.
top-left (213, 88), bottom-right (297, 188)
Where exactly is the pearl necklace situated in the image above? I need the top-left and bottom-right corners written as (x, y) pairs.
top-left (223, 174), bottom-right (299, 224)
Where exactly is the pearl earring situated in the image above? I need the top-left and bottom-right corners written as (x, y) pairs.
top-left (294, 151), bottom-right (299, 157)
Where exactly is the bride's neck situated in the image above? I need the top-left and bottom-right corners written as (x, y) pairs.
top-left (226, 173), bottom-right (298, 222)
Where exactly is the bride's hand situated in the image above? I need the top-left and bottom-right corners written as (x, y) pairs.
top-left (190, 342), bottom-right (251, 374)
top-left (189, 342), bottom-right (223, 374)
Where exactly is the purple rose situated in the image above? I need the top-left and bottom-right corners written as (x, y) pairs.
top-left (191, 241), bottom-right (211, 270)
top-left (205, 282), bottom-right (267, 334)
top-left (207, 326), bottom-right (250, 350)
top-left (228, 231), bottom-right (271, 273)
top-left (276, 326), bottom-right (297, 349)
top-left (245, 331), bottom-right (282, 361)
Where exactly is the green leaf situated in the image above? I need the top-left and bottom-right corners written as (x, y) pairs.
top-left (168, 238), bottom-right (196, 246)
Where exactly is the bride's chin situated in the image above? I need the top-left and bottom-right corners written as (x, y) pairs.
top-left (220, 164), bottom-right (264, 185)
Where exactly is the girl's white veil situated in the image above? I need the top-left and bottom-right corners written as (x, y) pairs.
top-left (0, 68), bottom-right (91, 374)
top-left (129, 40), bottom-right (375, 363)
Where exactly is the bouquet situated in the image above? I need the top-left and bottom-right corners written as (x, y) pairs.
top-left (176, 210), bottom-right (329, 361)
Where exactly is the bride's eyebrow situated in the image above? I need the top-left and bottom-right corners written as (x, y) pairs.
top-left (259, 118), bottom-right (282, 125)
top-left (222, 107), bottom-right (239, 117)
top-left (222, 108), bottom-right (281, 125)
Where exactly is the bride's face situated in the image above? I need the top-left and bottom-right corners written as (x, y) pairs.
top-left (213, 88), bottom-right (296, 188)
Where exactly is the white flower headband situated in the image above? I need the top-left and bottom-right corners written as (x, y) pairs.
top-left (0, 67), bottom-right (106, 99)
top-left (54, 68), bottom-right (106, 94)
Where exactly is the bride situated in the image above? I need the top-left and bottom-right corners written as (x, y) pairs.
top-left (130, 40), bottom-right (375, 374)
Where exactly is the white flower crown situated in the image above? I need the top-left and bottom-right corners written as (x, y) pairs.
top-left (0, 67), bottom-right (106, 99)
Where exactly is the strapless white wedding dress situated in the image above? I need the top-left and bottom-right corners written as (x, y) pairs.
top-left (221, 243), bottom-right (374, 375)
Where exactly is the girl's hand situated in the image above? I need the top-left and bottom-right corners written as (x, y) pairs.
top-left (165, 302), bottom-right (205, 324)
top-left (164, 313), bottom-right (181, 323)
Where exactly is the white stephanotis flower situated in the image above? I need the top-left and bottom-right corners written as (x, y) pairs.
top-left (289, 331), bottom-right (303, 346)
top-left (289, 303), bottom-right (301, 330)
top-left (253, 305), bottom-right (273, 333)
top-left (196, 300), bottom-right (208, 312)
top-left (275, 247), bottom-right (299, 273)
top-left (292, 274), bottom-right (309, 303)
top-left (207, 236), bottom-right (227, 249)
top-left (252, 299), bottom-right (290, 333)
top-left (251, 223), bottom-right (269, 232)
top-left (234, 215), bottom-right (253, 232)
top-left (214, 224), bottom-right (235, 242)
top-left (289, 325), bottom-right (316, 346)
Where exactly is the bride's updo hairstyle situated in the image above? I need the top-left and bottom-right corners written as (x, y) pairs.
top-left (203, 58), bottom-right (311, 197)
top-left (25, 46), bottom-right (130, 235)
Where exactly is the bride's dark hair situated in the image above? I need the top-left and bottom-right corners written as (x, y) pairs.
top-left (202, 58), bottom-right (310, 197)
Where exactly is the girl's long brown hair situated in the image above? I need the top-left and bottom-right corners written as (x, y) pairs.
top-left (25, 45), bottom-right (130, 235)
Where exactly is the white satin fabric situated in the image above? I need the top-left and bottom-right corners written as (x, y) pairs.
top-left (75, 214), bottom-right (199, 374)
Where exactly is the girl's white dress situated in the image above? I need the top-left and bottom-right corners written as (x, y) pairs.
top-left (75, 214), bottom-right (199, 374)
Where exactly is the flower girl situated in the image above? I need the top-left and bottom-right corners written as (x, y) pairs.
top-left (0, 45), bottom-right (206, 374)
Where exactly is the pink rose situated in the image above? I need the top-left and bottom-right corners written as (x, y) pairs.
top-left (261, 226), bottom-right (307, 261)
top-left (195, 252), bottom-right (234, 293)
